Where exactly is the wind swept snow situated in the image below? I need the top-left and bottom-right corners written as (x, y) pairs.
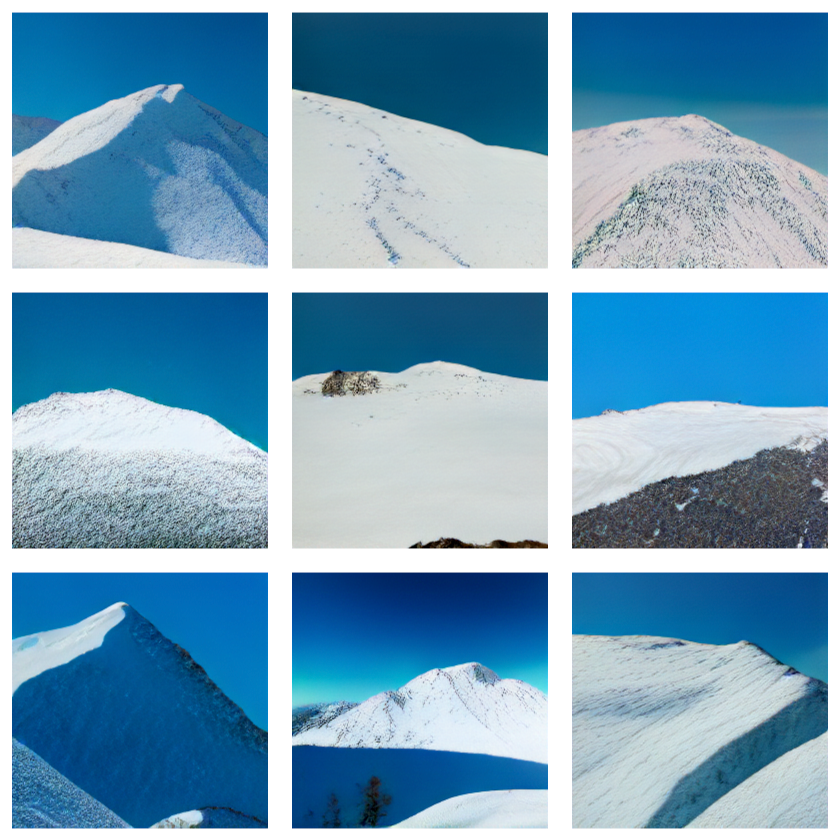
top-left (293, 90), bottom-right (547, 268)
top-left (573, 635), bottom-right (827, 828)
top-left (390, 789), bottom-right (548, 828)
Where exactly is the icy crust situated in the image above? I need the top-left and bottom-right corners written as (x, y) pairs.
top-left (13, 738), bottom-right (130, 828)
top-left (390, 789), bottom-right (548, 828)
top-left (572, 114), bottom-right (827, 268)
top-left (572, 635), bottom-right (827, 828)
top-left (12, 602), bottom-right (268, 827)
top-left (291, 662), bottom-right (547, 763)
top-left (573, 401), bottom-right (828, 515)
top-left (293, 90), bottom-right (546, 268)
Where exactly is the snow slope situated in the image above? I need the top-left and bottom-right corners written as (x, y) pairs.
top-left (292, 662), bottom-right (547, 764)
top-left (13, 84), bottom-right (267, 265)
top-left (293, 90), bottom-right (547, 268)
top-left (390, 789), bottom-right (547, 828)
top-left (293, 361), bottom-right (547, 547)
top-left (573, 114), bottom-right (827, 267)
top-left (12, 602), bottom-right (268, 827)
top-left (13, 114), bottom-right (63, 155)
top-left (13, 389), bottom-right (268, 548)
top-left (573, 401), bottom-right (827, 515)
top-left (573, 635), bottom-right (827, 828)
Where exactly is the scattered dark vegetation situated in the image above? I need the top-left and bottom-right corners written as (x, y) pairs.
top-left (321, 370), bottom-right (381, 397)
top-left (573, 441), bottom-right (827, 548)
top-left (410, 537), bottom-right (548, 548)
top-left (320, 776), bottom-right (392, 828)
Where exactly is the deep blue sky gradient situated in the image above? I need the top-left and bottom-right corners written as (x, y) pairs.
top-left (293, 293), bottom-right (547, 382)
top-left (12, 13), bottom-right (268, 136)
top-left (293, 13), bottom-right (547, 155)
top-left (293, 573), bottom-right (548, 706)
top-left (573, 293), bottom-right (827, 418)
top-left (573, 573), bottom-right (828, 683)
top-left (573, 13), bottom-right (828, 174)
top-left (13, 293), bottom-right (268, 451)
top-left (12, 573), bottom-right (268, 729)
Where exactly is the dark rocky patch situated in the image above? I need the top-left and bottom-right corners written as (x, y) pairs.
top-left (410, 537), bottom-right (548, 548)
top-left (321, 370), bottom-right (381, 397)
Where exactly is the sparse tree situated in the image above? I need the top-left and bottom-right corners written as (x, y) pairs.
top-left (357, 775), bottom-right (392, 827)
top-left (322, 792), bottom-right (341, 827)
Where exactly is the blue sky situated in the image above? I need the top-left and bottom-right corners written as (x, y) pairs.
top-left (573, 13), bottom-right (828, 174)
top-left (573, 573), bottom-right (828, 683)
top-left (293, 13), bottom-right (547, 155)
top-left (293, 293), bottom-right (547, 382)
top-left (12, 13), bottom-right (267, 136)
top-left (13, 293), bottom-right (268, 451)
top-left (293, 573), bottom-right (548, 707)
top-left (573, 293), bottom-right (827, 419)
top-left (12, 573), bottom-right (268, 730)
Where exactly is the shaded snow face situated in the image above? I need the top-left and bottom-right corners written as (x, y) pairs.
top-left (573, 635), bottom-right (827, 828)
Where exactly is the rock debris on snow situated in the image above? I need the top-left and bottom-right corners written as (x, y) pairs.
top-left (573, 114), bottom-right (827, 267)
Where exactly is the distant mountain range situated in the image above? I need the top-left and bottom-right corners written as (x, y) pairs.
top-left (12, 114), bottom-right (63, 155)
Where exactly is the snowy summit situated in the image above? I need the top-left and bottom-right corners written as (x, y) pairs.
top-left (13, 84), bottom-right (267, 266)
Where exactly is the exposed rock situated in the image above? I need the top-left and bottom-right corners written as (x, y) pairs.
top-left (321, 370), bottom-right (381, 397)
top-left (410, 537), bottom-right (548, 548)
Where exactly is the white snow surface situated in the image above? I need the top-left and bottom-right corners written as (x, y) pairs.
top-left (573, 114), bottom-right (827, 267)
top-left (573, 401), bottom-right (828, 515)
top-left (573, 635), bottom-right (827, 828)
top-left (390, 789), bottom-right (547, 828)
top-left (293, 90), bottom-right (547, 268)
top-left (291, 662), bottom-right (547, 764)
top-left (294, 361), bottom-right (547, 547)
top-left (13, 84), bottom-right (267, 265)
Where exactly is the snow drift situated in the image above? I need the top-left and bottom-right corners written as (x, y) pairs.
top-left (573, 115), bottom-right (827, 267)
top-left (13, 84), bottom-right (267, 265)
top-left (391, 789), bottom-right (548, 828)
top-left (12, 602), bottom-right (268, 827)
top-left (293, 361), bottom-right (547, 547)
top-left (12, 389), bottom-right (268, 548)
top-left (573, 635), bottom-right (827, 828)
top-left (293, 90), bottom-right (547, 268)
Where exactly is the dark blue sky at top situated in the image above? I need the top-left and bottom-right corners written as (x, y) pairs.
top-left (572, 293), bottom-right (827, 419)
top-left (13, 293), bottom-right (268, 451)
top-left (573, 573), bottom-right (828, 683)
top-left (573, 13), bottom-right (828, 174)
top-left (293, 293), bottom-right (547, 382)
top-left (293, 13), bottom-right (548, 155)
top-left (293, 573), bottom-right (548, 706)
top-left (13, 573), bottom-right (268, 730)
top-left (12, 13), bottom-right (268, 135)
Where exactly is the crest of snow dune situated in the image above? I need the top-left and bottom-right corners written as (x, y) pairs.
top-left (573, 114), bottom-right (827, 267)
top-left (13, 84), bottom-right (267, 265)
top-left (573, 635), bottom-right (827, 828)
top-left (293, 90), bottom-right (546, 268)
top-left (573, 401), bottom-right (828, 514)
top-left (391, 789), bottom-right (548, 828)
top-left (291, 662), bottom-right (547, 763)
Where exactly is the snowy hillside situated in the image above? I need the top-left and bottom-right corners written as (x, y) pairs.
top-left (573, 635), bottom-right (827, 828)
top-left (12, 602), bottom-right (268, 827)
top-left (13, 390), bottom-right (268, 548)
top-left (390, 789), bottom-right (548, 828)
top-left (293, 90), bottom-right (546, 268)
top-left (292, 662), bottom-right (547, 763)
top-left (573, 114), bottom-right (827, 267)
top-left (13, 84), bottom-right (267, 265)
top-left (293, 361), bottom-right (547, 547)
top-left (12, 114), bottom-right (63, 155)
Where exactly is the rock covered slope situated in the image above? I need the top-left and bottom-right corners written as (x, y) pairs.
top-left (573, 635), bottom-right (827, 828)
top-left (293, 90), bottom-right (547, 268)
top-left (12, 389), bottom-right (268, 548)
top-left (293, 361), bottom-right (547, 547)
top-left (13, 84), bottom-right (267, 265)
top-left (12, 603), bottom-right (268, 827)
top-left (292, 662), bottom-right (547, 763)
top-left (573, 115), bottom-right (827, 267)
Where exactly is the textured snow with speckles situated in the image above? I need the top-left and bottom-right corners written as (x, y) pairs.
top-left (391, 789), bottom-right (548, 828)
top-left (293, 90), bottom-right (546, 268)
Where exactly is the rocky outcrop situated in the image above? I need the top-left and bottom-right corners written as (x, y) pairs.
top-left (321, 370), bottom-right (381, 396)
top-left (410, 537), bottom-right (548, 548)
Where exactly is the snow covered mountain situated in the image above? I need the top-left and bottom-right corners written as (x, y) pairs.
top-left (293, 361), bottom-right (547, 547)
top-left (13, 389), bottom-right (268, 548)
top-left (293, 90), bottom-right (547, 268)
top-left (573, 115), bottom-right (827, 267)
top-left (573, 635), bottom-right (827, 828)
top-left (13, 84), bottom-right (267, 265)
top-left (12, 603), bottom-right (268, 827)
top-left (12, 114), bottom-right (63, 155)
top-left (292, 662), bottom-right (547, 763)
top-left (573, 401), bottom-right (827, 548)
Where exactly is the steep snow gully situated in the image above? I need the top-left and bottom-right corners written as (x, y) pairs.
top-left (573, 635), bottom-right (827, 828)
